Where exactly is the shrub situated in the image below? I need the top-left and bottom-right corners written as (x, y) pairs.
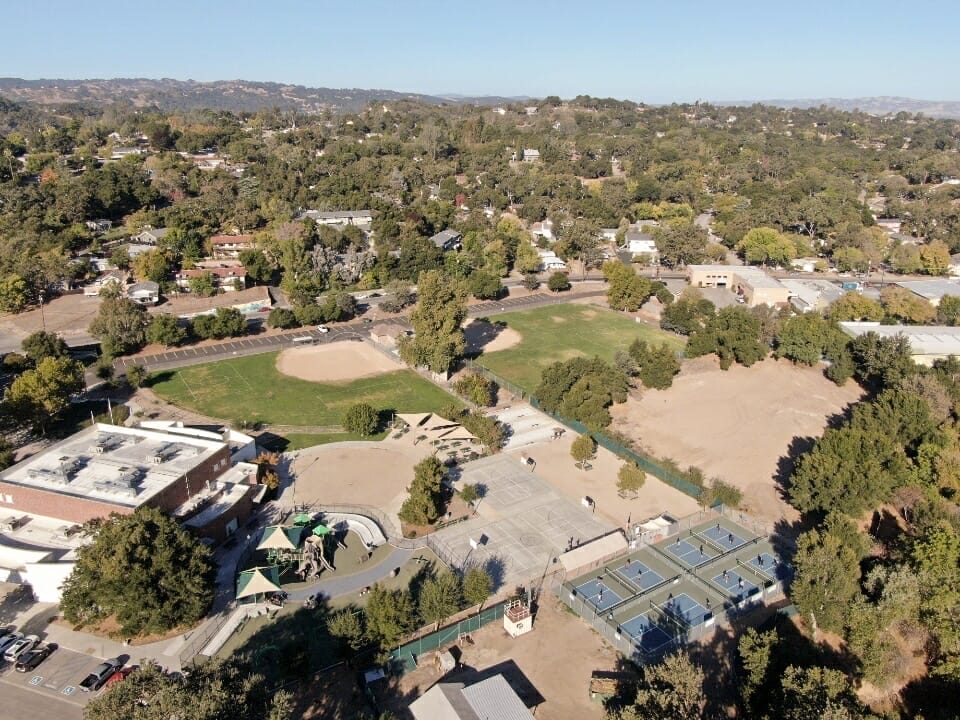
top-left (342, 403), bottom-right (379, 436)
top-left (267, 307), bottom-right (300, 329)
top-left (125, 364), bottom-right (148, 389)
top-left (547, 271), bottom-right (571, 292)
top-left (453, 373), bottom-right (497, 406)
top-left (617, 462), bottom-right (646, 496)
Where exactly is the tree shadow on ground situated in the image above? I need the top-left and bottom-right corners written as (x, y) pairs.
top-left (773, 435), bottom-right (816, 507)
top-left (463, 319), bottom-right (509, 355)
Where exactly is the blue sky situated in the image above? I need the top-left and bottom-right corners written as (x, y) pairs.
top-left (5, 0), bottom-right (960, 102)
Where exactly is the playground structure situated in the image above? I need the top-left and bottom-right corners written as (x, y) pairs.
top-left (297, 531), bottom-right (339, 580)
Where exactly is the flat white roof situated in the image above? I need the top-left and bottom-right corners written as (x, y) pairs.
top-left (0, 423), bottom-right (226, 509)
top-left (838, 322), bottom-right (960, 356)
top-left (559, 531), bottom-right (627, 572)
top-left (895, 279), bottom-right (960, 301)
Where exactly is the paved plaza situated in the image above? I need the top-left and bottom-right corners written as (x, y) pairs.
top-left (435, 454), bottom-right (614, 590)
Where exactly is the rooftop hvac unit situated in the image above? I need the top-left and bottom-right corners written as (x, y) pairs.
top-left (151, 455), bottom-right (164, 464)
top-left (90, 444), bottom-right (105, 454)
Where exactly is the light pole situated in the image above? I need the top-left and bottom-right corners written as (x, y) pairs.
top-left (38, 290), bottom-right (46, 332)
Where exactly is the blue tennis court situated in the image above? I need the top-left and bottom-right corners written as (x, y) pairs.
top-left (712, 570), bottom-right (760, 601)
top-left (657, 593), bottom-right (712, 626)
top-left (614, 560), bottom-right (664, 590)
top-left (747, 552), bottom-right (789, 580)
top-left (619, 613), bottom-right (674, 654)
top-left (664, 538), bottom-right (715, 566)
top-left (697, 524), bottom-right (748, 551)
top-left (574, 577), bottom-right (624, 612)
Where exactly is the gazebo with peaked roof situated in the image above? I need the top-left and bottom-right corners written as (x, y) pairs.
top-left (397, 412), bottom-right (479, 451)
top-left (236, 566), bottom-right (282, 602)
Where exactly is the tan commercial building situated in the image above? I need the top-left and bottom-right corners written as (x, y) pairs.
top-left (687, 265), bottom-right (791, 308)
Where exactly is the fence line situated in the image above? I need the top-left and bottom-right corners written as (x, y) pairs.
top-left (389, 601), bottom-right (507, 673)
top-left (526, 395), bottom-right (703, 500)
top-left (462, 358), bottom-right (527, 400)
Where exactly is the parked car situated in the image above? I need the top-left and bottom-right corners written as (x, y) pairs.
top-left (0, 632), bottom-right (23, 655)
top-left (104, 665), bottom-right (138, 689)
top-left (15, 643), bottom-right (55, 672)
top-left (3, 634), bottom-right (39, 663)
top-left (80, 658), bottom-right (121, 691)
top-left (317, 325), bottom-right (330, 334)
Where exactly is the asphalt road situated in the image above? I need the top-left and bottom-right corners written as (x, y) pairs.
top-left (0, 645), bottom-right (102, 720)
top-left (113, 289), bottom-right (604, 374)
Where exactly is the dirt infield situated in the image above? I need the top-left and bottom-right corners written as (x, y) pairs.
top-left (464, 318), bottom-right (522, 353)
top-left (611, 356), bottom-right (865, 524)
top-left (275, 342), bottom-right (402, 383)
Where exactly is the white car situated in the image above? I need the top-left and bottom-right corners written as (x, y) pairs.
top-left (317, 325), bottom-right (330, 334)
top-left (3, 634), bottom-right (37, 662)
top-left (0, 632), bottom-right (22, 655)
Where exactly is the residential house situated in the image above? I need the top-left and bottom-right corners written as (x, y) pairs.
top-left (131, 227), bottom-right (169, 245)
top-left (208, 234), bottom-right (255, 260)
top-left (297, 210), bottom-right (373, 229)
top-left (111, 146), bottom-right (145, 160)
top-left (521, 149), bottom-right (540, 163)
top-left (84, 219), bottom-right (112, 234)
top-left (537, 249), bottom-right (567, 271)
top-left (409, 674), bottom-right (534, 720)
top-left (175, 265), bottom-right (247, 293)
top-left (525, 106), bottom-right (539, 116)
top-left (126, 280), bottom-right (160, 306)
top-left (124, 243), bottom-right (157, 259)
top-left (894, 279), bottom-right (960, 306)
top-left (875, 217), bottom-right (903, 235)
top-left (949, 254), bottom-right (960, 277)
top-left (430, 229), bottom-right (463, 252)
top-left (790, 257), bottom-right (819, 273)
top-left (622, 230), bottom-right (658, 259)
top-left (83, 270), bottom-right (125, 296)
top-left (530, 219), bottom-right (554, 242)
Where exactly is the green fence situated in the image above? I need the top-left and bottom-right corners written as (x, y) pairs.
top-left (389, 601), bottom-right (506, 673)
top-left (463, 358), bottom-right (528, 399)
top-left (528, 396), bottom-right (704, 500)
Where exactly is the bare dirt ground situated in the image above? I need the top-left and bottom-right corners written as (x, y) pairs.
top-left (389, 592), bottom-right (617, 720)
top-left (275, 342), bottom-right (403, 383)
top-left (512, 431), bottom-right (701, 529)
top-left (0, 293), bottom-right (102, 341)
top-left (463, 318), bottom-right (522, 354)
top-left (289, 437), bottom-right (433, 528)
top-left (611, 356), bottom-right (865, 524)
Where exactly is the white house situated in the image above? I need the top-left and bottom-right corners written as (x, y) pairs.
top-left (530, 219), bottom-right (554, 242)
top-left (522, 149), bottom-right (540, 163)
top-left (622, 230), bottom-right (658, 258)
top-left (131, 227), bottom-right (169, 245)
top-left (537, 249), bottom-right (567, 271)
top-left (126, 280), bottom-right (160, 305)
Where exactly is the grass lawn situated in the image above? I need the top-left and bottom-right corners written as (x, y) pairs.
top-left (476, 303), bottom-right (685, 392)
top-left (148, 352), bottom-right (458, 427)
top-left (268, 431), bottom-right (387, 452)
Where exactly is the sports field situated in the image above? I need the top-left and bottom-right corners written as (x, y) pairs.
top-left (476, 304), bottom-right (685, 392)
top-left (148, 351), bottom-right (458, 427)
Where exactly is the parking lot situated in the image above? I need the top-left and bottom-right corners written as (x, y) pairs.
top-left (0, 645), bottom-right (114, 718)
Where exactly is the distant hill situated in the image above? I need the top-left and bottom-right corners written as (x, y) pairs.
top-left (715, 96), bottom-right (960, 119)
top-left (0, 78), bottom-right (529, 113)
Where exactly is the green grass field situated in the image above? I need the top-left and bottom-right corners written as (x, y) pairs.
top-left (148, 352), bottom-right (458, 427)
top-left (476, 304), bottom-right (685, 392)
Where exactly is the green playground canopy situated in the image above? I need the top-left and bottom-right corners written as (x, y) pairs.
top-left (293, 513), bottom-right (313, 526)
top-left (312, 523), bottom-right (331, 536)
top-left (236, 566), bottom-right (281, 600)
top-left (257, 525), bottom-right (306, 551)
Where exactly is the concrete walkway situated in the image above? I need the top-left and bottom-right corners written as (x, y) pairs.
top-left (285, 545), bottom-right (417, 603)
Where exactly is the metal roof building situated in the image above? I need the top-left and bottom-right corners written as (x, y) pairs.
top-left (410, 674), bottom-right (534, 720)
top-left (838, 322), bottom-right (960, 365)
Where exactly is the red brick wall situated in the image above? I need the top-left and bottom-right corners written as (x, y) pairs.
top-left (0, 481), bottom-right (131, 524)
top-left (143, 447), bottom-right (233, 513)
top-left (185, 486), bottom-right (257, 543)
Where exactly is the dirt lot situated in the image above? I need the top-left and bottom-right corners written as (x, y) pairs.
top-left (611, 356), bottom-right (865, 524)
top-left (275, 342), bottom-right (403, 382)
top-left (388, 592), bottom-right (618, 720)
top-left (289, 437), bottom-right (433, 528)
top-left (512, 431), bottom-right (701, 529)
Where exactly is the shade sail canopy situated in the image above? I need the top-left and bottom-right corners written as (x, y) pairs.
top-left (312, 524), bottom-right (331, 536)
top-left (236, 566), bottom-right (281, 599)
top-left (256, 525), bottom-right (305, 551)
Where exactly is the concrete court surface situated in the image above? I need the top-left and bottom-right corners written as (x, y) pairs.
top-left (437, 454), bottom-right (613, 590)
